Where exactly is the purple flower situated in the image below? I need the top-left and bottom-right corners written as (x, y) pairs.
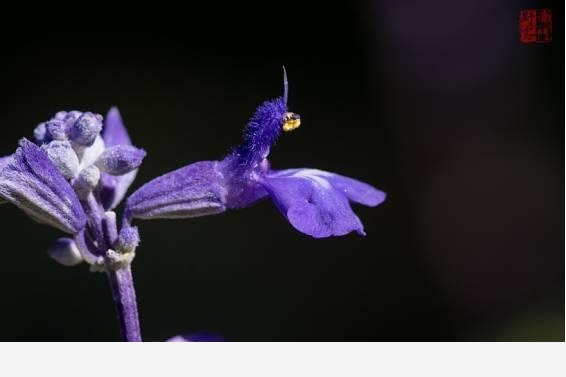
top-left (126, 69), bottom-right (385, 238)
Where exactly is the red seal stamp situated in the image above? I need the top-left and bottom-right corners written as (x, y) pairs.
top-left (520, 9), bottom-right (552, 43)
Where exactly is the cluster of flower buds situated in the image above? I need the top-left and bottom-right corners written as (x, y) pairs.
top-left (1, 108), bottom-right (146, 269)
top-left (34, 110), bottom-right (145, 200)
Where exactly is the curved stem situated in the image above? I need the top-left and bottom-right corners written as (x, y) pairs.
top-left (107, 265), bottom-right (142, 342)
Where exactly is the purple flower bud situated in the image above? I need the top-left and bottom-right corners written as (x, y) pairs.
top-left (53, 111), bottom-right (68, 120)
top-left (95, 145), bottom-right (146, 176)
top-left (46, 119), bottom-right (68, 141)
top-left (125, 161), bottom-right (227, 220)
top-left (72, 165), bottom-right (101, 199)
top-left (48, 237), bottom-right (83, 266)
top-left (114, 224), bottom-right (140, 254)
top-left (42, 140), bottom-right (80, 180)
top-left (0, 139), bottom-right (86, 233)
top-left (33, 122), bottom-right (49, 144)
top-left (68, 112), bottom-right (103, 146)
top-left (63, 111), bottom-right (83, 128)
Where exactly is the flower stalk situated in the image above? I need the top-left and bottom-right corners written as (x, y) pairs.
top-left (106, 265), bottom-right (142, 342)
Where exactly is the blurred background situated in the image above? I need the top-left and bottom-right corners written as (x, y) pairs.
top-left (0, 0), bottom-right (563, 341)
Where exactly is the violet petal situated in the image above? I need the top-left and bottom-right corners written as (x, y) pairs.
top-left (0, 139), bottom-right (87, 233)
top-left (100, 172), bottom-right (137, 210)
top-left (125, 161), bottom-right (227, 220)
top-left (272, 168), bottom-right (386, 207)
top-left (102, 107), bottom-right (132, 146)
top-left (260, 168), bottom-right (384, 238)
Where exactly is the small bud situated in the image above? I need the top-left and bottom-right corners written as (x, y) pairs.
top-left (95, 145), bottom-right (146, 176)
top-left (69, 112), bottom-right (102, 146)
top-left (72, 165), bottom-right (100, 199)
top-left (63, 111), bottom-right (83, 128)
top-left (53, 111), bottom-right (68, 120)
top-left (42, 140), bottom-right (80, 180)
top-left (48, 237), bottom-right (83, 266)
top-left (46, 119), bottom-right (68, 141)
top-left (33, 122), bottom-right (49, 143)
top-left (114, 224), bottom-right (140, 254)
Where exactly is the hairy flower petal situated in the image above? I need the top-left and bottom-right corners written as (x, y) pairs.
top-left (0, 139), bottom-right (86, 233)
top-left (125, 161), bottom-right (227, 220)
top-left (260, 169), bottom-right (385, 238)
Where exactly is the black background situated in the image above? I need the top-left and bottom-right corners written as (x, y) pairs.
top-left (0, 0), bottom-right (563, 341)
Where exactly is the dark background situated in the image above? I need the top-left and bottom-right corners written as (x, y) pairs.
top-left (0, 0), bottom-right (563, 341)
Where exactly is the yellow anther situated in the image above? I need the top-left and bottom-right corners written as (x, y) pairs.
top-left (282, 112), bottom-right (301, 132)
